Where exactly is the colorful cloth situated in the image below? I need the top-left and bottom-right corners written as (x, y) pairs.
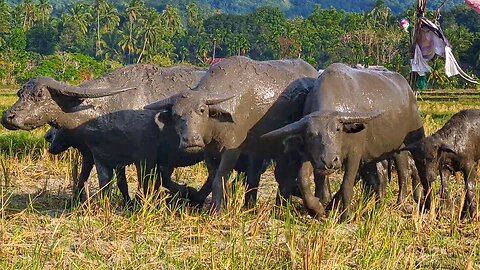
top-left (465, 0), bottom-right (480, 14)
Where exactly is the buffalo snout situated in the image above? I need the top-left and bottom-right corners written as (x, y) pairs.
top-left (179, 134), bottom-right (205, 153)
top-left (1, 110), bottom-right (20, 130)
top-left (320, 155), bottom-right (341, 170)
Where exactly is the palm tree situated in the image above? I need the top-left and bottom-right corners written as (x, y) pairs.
top-left (37, 0), bottom-right (52, 26)
top-left (0, 0), bottom-right (11, 33)
top-left (100, 4), bottom-right (120, 33)
top-left (125, 0), bottom-right (145, 63)
top-left (94, 0), bottom-right (108, 57)
top-left (161, 5), bottom-right (182, 34)
top-left (186, 3), bottom-right (202, 30)
top-left (0, 0), bottom-right (11, 48)
top-left (18, 0), bottom-right (37, 30)
top-left (63, 3), bottom-right (92, 35)
top-left (137, 8), bottom-right (162, 63)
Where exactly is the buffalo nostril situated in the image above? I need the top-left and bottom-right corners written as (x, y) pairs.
top-left (193, 135), bottom-right (200, 142)
top-left (333, 156), bottom-right (339, 164)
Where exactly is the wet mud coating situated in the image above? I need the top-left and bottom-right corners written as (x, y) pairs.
top-left (262, 63), bottom-right (425, 221)
top-left (402, 109), bottom-right (480, 218)
top-left (1, 64), bottom-right (207, 204)
top-left (145, 56), bottom-right (319, 211)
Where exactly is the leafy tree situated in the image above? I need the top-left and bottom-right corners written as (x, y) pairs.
top-left (124, 0), bottom-right (145, 63)
top-left (136, 8), bottom-right (162, 63)
top-left (26, 22), bottom-right (58, 55)
top-left (18, 0), bottom-right (37, 30)
top-left (37, 0), bottom-right (53, 26)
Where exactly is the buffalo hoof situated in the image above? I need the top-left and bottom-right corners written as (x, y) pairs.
top-left (123, 197), bottom-right (139, 210)
top-left (399, 203), bottom-right (414, 215)
top-left (186, 189), bottom-right (206, 209)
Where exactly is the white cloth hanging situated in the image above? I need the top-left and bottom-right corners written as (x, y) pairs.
top-left (445, 46), bottom-right (479, 84)
top-left (411, 44), bottom-right (432, 76)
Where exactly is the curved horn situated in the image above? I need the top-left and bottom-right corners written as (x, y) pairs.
top-left (337, 110), bottom-right (384, 124)
top-left (41, 77), bottom-right (136, 98)
top-left (144, 94), bottom-right (181, 111)
top-left (261, 117), bottom-right (308, 140)
top-left (205, 95), bottom-right (235, 105)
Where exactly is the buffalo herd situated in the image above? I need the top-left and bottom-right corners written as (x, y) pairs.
top-left (1, 56), bottom-right (478, 221)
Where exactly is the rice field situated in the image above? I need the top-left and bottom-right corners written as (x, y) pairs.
top-left (0, 88), bottom-right (479, 269)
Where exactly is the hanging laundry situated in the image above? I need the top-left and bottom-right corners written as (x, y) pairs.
top-left (465, 0), bottom-right (480, 14)
top-left (445, 47), bottom-right (479, 84)
top-left (411, 44), bottom-right (432, 76)
top-left (415, 17), bottom-right (478, 84)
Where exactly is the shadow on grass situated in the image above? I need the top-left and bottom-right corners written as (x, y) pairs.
top-left (3, 190), bottom-right (75, 218)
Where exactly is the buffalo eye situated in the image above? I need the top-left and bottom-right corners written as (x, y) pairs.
top-left (199, 106), bottom-right (206, 114)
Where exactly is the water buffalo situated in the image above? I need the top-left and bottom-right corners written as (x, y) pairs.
top-left (44, 126), bottom-right (270, 207)
top-left (145, 56), bottom-right (319, 212)
top-left (262, 63), bottom-right (424, 220)
top-left (2, 64), bottom-right (206, 204)
top-left (44, 127), bottom-right (130, 203)
top-left (401, 109), bottom-right (480, 217)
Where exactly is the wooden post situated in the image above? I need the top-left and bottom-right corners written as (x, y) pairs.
top-left (410, 0), bottom-right (427, 93)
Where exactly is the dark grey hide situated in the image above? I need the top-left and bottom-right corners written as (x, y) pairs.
top-left (146, 56), bottom-right (319, 211)
top-left (401, 109), bottom-right (480, 218)
top-left (2, 64), bottom-right (207, 204)
top-left (44, 127), bottom-right (129, 203)
top-left (262, 63), bottom-right (425, 221)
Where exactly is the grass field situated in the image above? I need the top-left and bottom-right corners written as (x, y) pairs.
top-left (1, 88), bottom-right (479, 269)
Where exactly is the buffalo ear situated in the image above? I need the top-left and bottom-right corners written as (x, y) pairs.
top-left (342, 123), bottom-right (366, 133)
top-left (209, 106), bottom-right (234, 123)
top-left (438, 143), bottom-right (456, 155)
top-left (283, 134), bottom-right (304, 153)
top-left (154, 110), bottom-right (171, 131)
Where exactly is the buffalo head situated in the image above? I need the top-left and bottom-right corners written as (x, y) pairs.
top-left (145, 91), bottom-right (234, 153)
top-left (1, 77), bottom-right (135, 131)
top-left (399, 137), bottom-right (455, 184)
top-left (44, 127), bottom-right (73, 155)
top-left (262, 111), bottom-right (382, 174)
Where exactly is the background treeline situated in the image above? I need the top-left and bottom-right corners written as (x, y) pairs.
top-left (0, 0), bottom-right (479, 89)
top-left (6, 0), bottom-right (464, 17)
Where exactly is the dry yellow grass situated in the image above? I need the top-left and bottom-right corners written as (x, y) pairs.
top-left (1, 90), bottom-right (480, 269)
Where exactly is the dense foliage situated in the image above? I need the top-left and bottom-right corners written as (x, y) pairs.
top-left (6, 0), bottom-right (464, 16)
top-left (0, 0), bottom-right (478, 88)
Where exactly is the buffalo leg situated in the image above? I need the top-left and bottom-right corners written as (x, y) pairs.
top-left (298, 160), bottom-right (325, 218)
top-left (394, 152), bottom-right (409, 205)
top-left (244, 157), bottom-right (265, 208)
top-left (188, 155), bottom-right (219, 207)
top-left (462, 163), bottom-right (477, 218)
top-left (336, 156), bottom-right (361, 222)
top-left (414, 159), bottom-right (432, 211)
top-left (314, 172), bottom-right (331, 205)
top-left (274, 155), bottom-right (302, 204)
top-left (75, 152), bottom-right (94, 203)
top-left (439, 168), bottom-right (451, 201)
top-left (359, 162), bottom-right (386, 201)
top-left (410, 158), bottom-right (423, 203)
top-left (159, 166), bottom-right (198, 201)
top-left (211, 150), bottom-right (241, 213)
top-left (95, 163), bottom-right (114, 200)
top-left (115, 167), bottom-right (132, 206)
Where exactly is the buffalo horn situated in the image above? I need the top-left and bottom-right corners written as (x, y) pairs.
top-left (205, 95), bottom-right (235, 105)
top-left (144, 94), bottom-right (180, 111)
top-left (42, 77), bottom-right (136, 98)
top-left (337, 111), bottom-right (384, 124)
top-left (261, 117), bottom-right (308, 140)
